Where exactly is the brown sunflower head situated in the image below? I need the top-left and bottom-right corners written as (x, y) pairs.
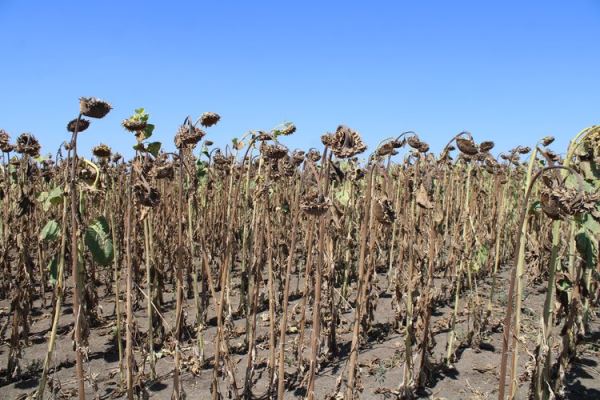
top-left (543, 149), bottom-right (561, 163)
top-left (261, 142), bottom-right (288, 160)
top-left (456, 137), bottom-right (479, 155)
top-left (373, 197), bottom-right (396, 225)
top-left (407, 136), bottom-right (423, 150)
top-left (517, 146), bottom-right (531, 155)
top-left (321, 133), bottom-right (335, 147)
top-left (151, 163), bottom-right (174, 180)
top-left (92, 144), bottom-right (112, 159)
top-left (540, 184), bottom-right (599, 220)
top-left (541, 136), bottom-right (555, 147)
top-left (329, 125), bottom-right (367, 158)
top-left (0, 130), bottom-right (13, 153)
top-left (112, 153), bottom-right (123, 163)
top-left (479, 141), bottom-right (495, 152)
top-left (213, 150), bottom-right (234, 171)
top-left (199, 112), bottom-right (221, 128)
top-left (122, 118), bottom-right (147, 133)
top-left (254, 131), bottom-right (273, 141)
top-left (291, 150), bottom-right (305, 166)
top-left (307, 149), bottom-right (321, 163)
top-left (540, 190), bottom-right (562, 220)
top-left (15, 133), bottom-right (41, 157)
top-left (277, 122), bottom-right (296, 136)
top-left (67, 118), bottom-right (90, 133)
top-left (79, 166), bottom-right (98, 186)
top-left (174, 124), bottom-right (206, 149)
top-left (417, 142), bottom-right (430, 153)
top-left (278, 156), bottom-right (297, 177)
top-left (301, 192), bottom-right (331, 216)
top-left (376, 141), bottom-right (397, 158)
top-left (79, 97), bottom-right (112, 119)
top-left (133, 182), bottom-right (161, 208)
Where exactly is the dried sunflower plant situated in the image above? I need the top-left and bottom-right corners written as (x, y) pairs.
top-left (0, 100), bottom-right (598, 400)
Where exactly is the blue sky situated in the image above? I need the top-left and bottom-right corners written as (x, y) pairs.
top-left (1, 1), bottom-right (599, 158)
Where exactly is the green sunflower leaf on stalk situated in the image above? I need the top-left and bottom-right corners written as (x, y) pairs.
top-left (84, 216), bottom-right (114, 266)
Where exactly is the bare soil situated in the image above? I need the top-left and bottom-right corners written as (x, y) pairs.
top-left (1, 263), bottom-right (598, 400)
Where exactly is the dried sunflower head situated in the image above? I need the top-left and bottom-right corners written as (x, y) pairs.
top-left (199, 112), bottom-right (221, 128)
top-left (541, 136), bottom-right (555, 147)
top-left (376, 141), bottom-right (397, 158)
top-left (112, 153), bottom-right (123, 163)
top-left (78, 167), bottom-right (97, 186)
top-left (329, 125), bottom-right (367, 158)
top-left (122, 118), bottom-right (147, 133)
top-left (479, 141), bottom-right (495, 152)
top-left (301, 192), bottom-right (331, 216)
top-left (540, 190), bottom-right (562, 220)
top-left (67, 118), bottom-right (90, 133)
top-left (417, 142), bottom-right (430, 153)
top-left (0, 129), bottom-right (13, 153)
top-left (456, 137), bottom-right (479, 155)
top-left (255, 131), bottom-right (273, 141)
top-left (261, 142), bottom-right (288, 160)
top-left (291, 150), bottom-right (305, 166)
top-left (373, 197), bottom-right (396, 225)
top-left (80, 97), bottom-right (112, 119)
top-left (307, 149), bottom-right (321, 163)
top-left (92, 144), bottom-right (112, 159)
top-left (15, 133), bottom-right (41, 157)
top-left (277, 122), bottom-right (296, 136)
top-left (321, 133), bottom-right (335, 147)
top-left (174, 125), bottom-right (205, 149)
top-left (133, 182), bottom-right (161, 207)
top-left (278, 156), bottom-right (299, 178)
top-left (541, 185), bottom-right (600, 220)
top-left (213, 150), bottom-right (233, 171)
top-left (406, 136), bottom-right (422, 150)
top-left (151, 164), bottom-right (174, 180)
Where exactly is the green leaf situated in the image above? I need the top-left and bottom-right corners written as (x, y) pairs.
top-left (201, 144), bottom-right (210, 159)
top-left (580, 212), bottom-right (600, 236)
top-left (335, 185), bottom-right (351, 206)
top-left (37, 186), bottom-right (64, 211)
top-left (147, 141), bottom-right (161, 157)
top-left (47, 186), bottom-right (63, 205)
top-left (39, 220), bottom-right (60, 241)
top-left (143, 123), bottom-right (155, 140)
top-left (84, 216), bottom-right (114, 266)
top-left (47, 256), bottom-right (58, 286)
top-left (196, 160), bottom-right (208, 179)
top-left (576, 229), bottom-right (598, 269)
top-left (472, 244), bottom-right (489, 273)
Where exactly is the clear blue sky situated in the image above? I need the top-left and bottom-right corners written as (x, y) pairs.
top-left (1, 1), bottom-right (599, 158)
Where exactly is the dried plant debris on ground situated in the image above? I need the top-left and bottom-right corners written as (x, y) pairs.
top-left (0, 102), bottom-right (599, 400)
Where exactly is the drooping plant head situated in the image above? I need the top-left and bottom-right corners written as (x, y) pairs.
top-left (0, 129), bottom-right (14, 153)
top-left (325, 125), bottom-right (367, 159)
top-left (271, 122), bottom-right (296, 137)
top-left (199, 112), bottom-right (221, 128)
top-left (79, 97), bottom-right (112, 119)
top-left (92, 144), bottom-right (112, 160)
top-left (123, 108), bottom-right (155, 141)
top-left (15, 133), bottom-right (41, 157)
top-left (67, 118), bottom-right (90, 133)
